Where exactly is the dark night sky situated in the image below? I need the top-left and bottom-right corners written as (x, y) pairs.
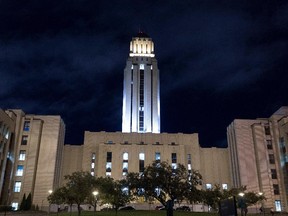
top-left (0, 0), bottom-right (288, 147)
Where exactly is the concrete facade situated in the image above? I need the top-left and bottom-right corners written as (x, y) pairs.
top-left (0, 109), bottom-right (16, 204)
top-left (0, 109), bottom-right (65, 210)
top-left (62, 131), bottom-right (231, 191)
top-left (227, 107), bottom-right (288, 212)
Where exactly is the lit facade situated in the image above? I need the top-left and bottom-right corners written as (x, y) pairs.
top-left (0, 109), bottom-right (65, 210)
top-left (122, 32), bottom-right (160, 133)
top-left (227, 107), bottom-right (288, 212)
top-left (0, 109), bottom-right (16, 204)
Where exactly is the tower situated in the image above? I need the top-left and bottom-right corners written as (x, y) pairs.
top-left (122, 32), bottom-right (160, 133)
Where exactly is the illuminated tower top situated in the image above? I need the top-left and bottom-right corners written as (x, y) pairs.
top-left (129, 32), bottom-right (155, 58)
top-left (122, 33), bottom-right (160, 133)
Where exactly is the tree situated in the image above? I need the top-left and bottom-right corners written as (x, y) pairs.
top-left (64, 171), bottom-right (96, 216)
top-left (48, 187), bottom-right (67, 215)
top-left (25, 193), bottom-right (32, 210)
top-left (19, 193), bottom-right (26, 210)
top-left (127, 161), bottom-right (202, 206)
top-left (96, 177), bottom-right (132, 215)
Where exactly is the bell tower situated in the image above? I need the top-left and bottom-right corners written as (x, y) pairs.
top-left (122, 32), bottom-right (160, 133)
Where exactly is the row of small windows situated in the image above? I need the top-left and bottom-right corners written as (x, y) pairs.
top-left (99, 152), bottom-right (188, 177)
top-left (105, 141), bottom-right (178, 146)
top-left (205, 183), bottom-right (228, 190)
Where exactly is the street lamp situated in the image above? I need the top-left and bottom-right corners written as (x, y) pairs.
top-left (92, 191), bottom-right (98, 216)
top-left (238, 193), bottom-right (247, 216)
top-left (48, 190), bottom-right (53, 215)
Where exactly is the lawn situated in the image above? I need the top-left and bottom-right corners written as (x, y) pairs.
top-left (48, 211), bottom-right (218, 216)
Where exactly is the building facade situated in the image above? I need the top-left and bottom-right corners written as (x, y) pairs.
top-left (0, 109), bottom-right (16, 204)
top-left (62, 33), bottom-right (231, 203)
top-left (227, 107), bottom-right (288, 212)
top-left (0, 109), bottom-right (65, 210)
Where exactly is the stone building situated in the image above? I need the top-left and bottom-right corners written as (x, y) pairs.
top-left (227, 107), bottom-right (288, 212)
top-left (0, 109), bottom-right (65, 210)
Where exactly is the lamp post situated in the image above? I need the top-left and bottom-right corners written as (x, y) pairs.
top-left (92, 191), bottom-right (98, 216)
top-left (48, 190), bottom-right (53, 215)
top-left (238, 192), bottom-right (247, 216)
top-left (258, 192), bottom-right (264, 215)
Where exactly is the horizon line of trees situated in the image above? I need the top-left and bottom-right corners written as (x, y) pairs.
top-left (48, 161), bottom-right (266, 216)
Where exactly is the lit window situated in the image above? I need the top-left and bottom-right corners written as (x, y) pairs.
top-left (19, 150), bottom-right (26, 161)
top-left (106, 152), bottom-right (112, 176)
top-left (275, 200), bottom-right (281, 212)
top-left (12, 202), bottom-right (18, 211)
top-left (14, 181), bottom-right (21, 192)
top-left (5, 131), bottom-right (9, 139)
top-left (91, 163), bottom-right (95, 169)
top-left (139, 153), bottom-right (145, 160)
top-left (155, 152), bottom-right (160, 162)
top-left (91, 171), bottom-right (95, 176)
top-left (140, 64), bottom-right (144, 69)
top-left (139, 153), bottom-right (145, 173)
top-left (222, 184), bottom-right (228, 190)
top-left (206, 184), bottom-right (212, 189)
top-left (16, 165), bottom-right (24, 176)
top-left (123, 152), bottom-right (129, 176)
top-left (123, 152), bottom-right (128, 160)
top-left (23, 121), bottom-right (30, 131)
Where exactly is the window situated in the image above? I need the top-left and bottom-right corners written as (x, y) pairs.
top-left (273, 184), bottom-right (280, 195)
top-left (172, 153), bottom-right (177, 169)
top-left (267, 140), bottom-right (273, 149)
top-left (123, 152), bottom-right (129, 176)
top-left (14, 181), bottom-right (21, 192)
top-left (21, 136), bottom-right (28, 145)
top-left (264, 125), bottom-right (271, 135)
top-left (106, 152), bottom-right (112, 176)
top-left (275, 200), bottom-right (281, 212)
top-left (206, 183), bottom-right (212, 189)
top-left (16, 165), bottom-right (24, 176)
top-left (187, 154), bottom-right (192, 172)
top-left (222, 184), bottom-right (228, 190)
top-left (269, 154), bottom-right (275, 164)
top-left (155, 152), bottom-right (161, 162)
top-left (23, 121), bottom-right (30, 131)
top-left (91, 153), bottom-right (96, 176)
top-left (19, 150), bottom-right (26, 160)
top-left (271, 169), bottom-right (277, 179)
top-left (139, 153), bottom-right (145, 172)
top-left (12, 203), bottom-right (18, 211)
top-left (107, 152), bottom-right (112, 162)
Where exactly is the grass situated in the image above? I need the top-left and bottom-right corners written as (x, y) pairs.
top-left (48, 210), bottom-right (218, 216)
